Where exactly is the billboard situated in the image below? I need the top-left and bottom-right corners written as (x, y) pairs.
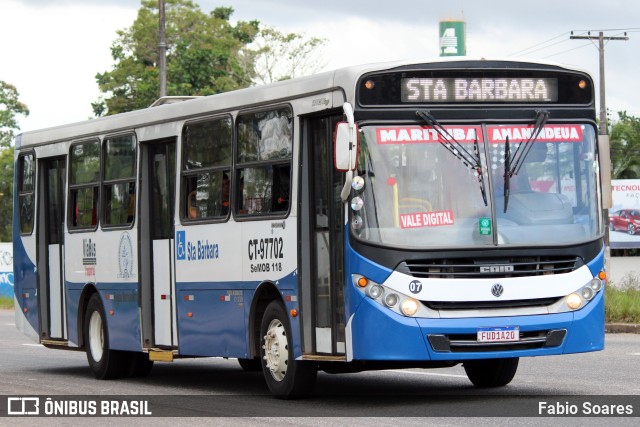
top-left (439, 20), bottom-right (466, 57)
top-left (609, 179), bottom-right (640, 249)
top-left (0, 243), bottom-right (13, 298)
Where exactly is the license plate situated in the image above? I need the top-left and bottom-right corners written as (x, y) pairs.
top-left (477, 326), bottom-right (520, 343)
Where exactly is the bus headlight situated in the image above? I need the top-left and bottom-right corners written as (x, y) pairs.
top-left (581, 286), bottom-right (594, 300)
top-left (383, 293), bottom-right (399, 307)
top-left (401, 298), bottom-right (420, 316)
top-left (551, 273), bottom-right (605, 313)
top-left (590, 278), bottom-right (603, 292)
top-left (566, 293), bottom-right (582, 310)
top-left (353, 274), bottom-right (427, 317)
top-left (368, 285), bottom-right (383, 299)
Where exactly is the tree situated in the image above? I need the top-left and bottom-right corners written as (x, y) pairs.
top-left (0, 80), bottom-right (29, 241)
top-left (0, 81), bottom-right (29, 148)
top-left (0, 147), bottom-right (14, 241)
top-left (610, 112), bottom-right (640, 179)
top-left (93, 0), bottom-right (260, 116)
top-left (252, 27), bottom-right (327, 85)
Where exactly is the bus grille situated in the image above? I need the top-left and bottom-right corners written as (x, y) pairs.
top-left (423, 297), bottom-right (562, 311)
top-left (399, 256), bottom-right (581, 279)
top-left (427, 329), bottom-right (567, 353)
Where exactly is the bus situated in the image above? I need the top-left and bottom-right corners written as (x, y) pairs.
top-left (13, 58), bottom-right (611, 398)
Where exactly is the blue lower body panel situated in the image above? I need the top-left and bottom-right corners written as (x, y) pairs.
top-left (349, 289), bottom-right (604, 361)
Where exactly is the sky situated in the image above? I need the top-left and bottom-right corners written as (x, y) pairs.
top-left (2, 0), bottom-right (640, 133)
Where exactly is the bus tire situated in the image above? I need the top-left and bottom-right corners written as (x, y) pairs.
top-left (84, 293), bottom-right (128, 380)
top-left (238, 358), bottom-right (261, 372)
top-left (463, 357), bottom-right (519, 388)
top-left (260, 300), bottom-right (317, 398)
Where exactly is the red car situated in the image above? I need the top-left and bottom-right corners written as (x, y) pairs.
top-left (609, 209), bottom-right (640, 235)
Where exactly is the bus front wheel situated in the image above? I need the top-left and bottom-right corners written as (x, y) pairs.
top-left (84, 293), bottom-right (128, 379)
top-left (463, 357), bottom-right (519, 388)
top-left (260, 300), bottom-right (317, 398)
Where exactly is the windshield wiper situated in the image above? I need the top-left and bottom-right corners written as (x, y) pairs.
top-left (416, 110), bottom-right (487, 206)
top-left (503, 136), bottom-right (511, 212)
top-left (508, 110), bottom-right (550, 176)
top-left (503, 110), bottom-right (549, 212)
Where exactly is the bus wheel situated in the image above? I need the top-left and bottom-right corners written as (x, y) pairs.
top-left (84, 293), bottom-right (127, 379)
top-left (238, 358), bottom-right (261, 371)
top-left (463, 357), bottom-right (519, 388)
top-left (260, 301), bottom-right (317, 398)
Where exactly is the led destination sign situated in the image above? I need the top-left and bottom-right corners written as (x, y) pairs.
top-left (401, 77), bottom-right (558, 103)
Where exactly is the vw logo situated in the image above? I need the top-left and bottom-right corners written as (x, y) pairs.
top-left (491, 283), bottom-right (504, 298)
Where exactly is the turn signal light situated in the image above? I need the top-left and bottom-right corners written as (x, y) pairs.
top-left (357, 277), bottom-right (369, 288)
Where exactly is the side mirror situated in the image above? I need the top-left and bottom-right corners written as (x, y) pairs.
top-left (598, 134), bottom-right (612, 209)
top-left (334, 121), bottom-right (358, 171)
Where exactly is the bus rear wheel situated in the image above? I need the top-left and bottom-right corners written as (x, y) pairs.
top-left (84, 293), bottom-right (128, 379)
top-left (463, 357), bottom-right (519, 388)
top-left (260, 301), bottom-right (317, 398)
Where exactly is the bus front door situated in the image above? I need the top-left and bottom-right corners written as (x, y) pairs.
top-left (37, 156), bottom-right (66, 340)
top-left (140, 139), bottom-right (177, 348)
top-left (301, 114), bottom-right (345, 356)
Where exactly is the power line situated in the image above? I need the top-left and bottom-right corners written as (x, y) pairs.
top-left (570, 27), bottom-right (640, 32)
top-left (509, 32), bottom-right (570, 56)
top-left (541, 42), bottom-right (592, 59)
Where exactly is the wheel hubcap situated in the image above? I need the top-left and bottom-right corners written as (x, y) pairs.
top-left (262, 318), bottom-right (288, 381)
top-left (88, 311), bottom-right (104, 362)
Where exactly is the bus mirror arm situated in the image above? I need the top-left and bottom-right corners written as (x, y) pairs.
top-left (340, 170), bottom-right (354, 202)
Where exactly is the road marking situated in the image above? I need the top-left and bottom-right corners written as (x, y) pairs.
top-left (22, 343), bottom-right (44, 347)
top-left (384, 369), bottom-right (467, 379)
top-left (629, 353), bottom-right (640, 356)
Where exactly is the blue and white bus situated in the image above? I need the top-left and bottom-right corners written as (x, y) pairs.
top-left (13, 58), bottom-right (611, 398)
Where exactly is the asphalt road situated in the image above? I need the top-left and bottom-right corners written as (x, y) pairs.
top-left (1, 309), bottom-right (639, 426)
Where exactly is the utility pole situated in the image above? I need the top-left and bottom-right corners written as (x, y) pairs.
top-left (570, 30), bottom-right (628, 274)
top-left (570, 31), bottom-right (628, 135)
top-left (158, 0), bottom-right (167, 98)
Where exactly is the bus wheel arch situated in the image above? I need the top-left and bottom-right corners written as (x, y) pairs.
top-left (247, 281), bottom-right (281, 360)
top-left (77, 284), bottom-right (100, 349)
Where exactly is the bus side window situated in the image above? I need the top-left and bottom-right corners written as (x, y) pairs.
top-left (69, 140), bottom-right (100, 230)
top-left (17, 153), bottom-right (35, 235)
top-left (181, 116), bottom-right (232, 222)
top-left (235, 107), bottom-right (292, 217)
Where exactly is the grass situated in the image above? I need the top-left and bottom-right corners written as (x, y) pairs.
top-left (0, 296), bottom-right (13, 310)
top-left (606, 273), bottom-right (640, 324)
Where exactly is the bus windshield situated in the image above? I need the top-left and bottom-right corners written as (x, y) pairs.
top-left (352, 123), bottom-right (600, 249)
